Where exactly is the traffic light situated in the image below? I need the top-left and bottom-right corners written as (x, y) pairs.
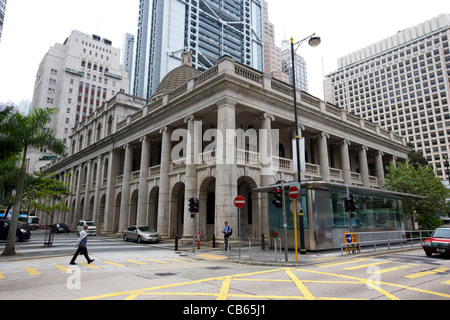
top-left (188, 198), bottom-right (195, 213)
top-left (344, 195), bottom-right (356, 212)
top-left (272, 187), bottom-right (282, 209)
top-left (193, 198), bottom-right (199, 213)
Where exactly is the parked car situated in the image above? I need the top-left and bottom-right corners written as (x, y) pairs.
top-left (123, 226), bottom-right (161, 243)
top-left (0, 219), bottom-right (31, 242)
top-left (422, 227), bottom-right (450, 257)
top-left (28, 217), bottom-right (40, 230)
top-left (77, 220), bottom-right (97, 236)
top-left (52, 223), bottom-right (70, 233)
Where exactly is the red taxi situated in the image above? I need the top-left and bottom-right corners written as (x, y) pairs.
top-left (422, 227), bottom-right (450, 257)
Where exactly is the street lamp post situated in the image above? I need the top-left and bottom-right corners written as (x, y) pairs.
top-left (290, 33), bottom-right (321, 255)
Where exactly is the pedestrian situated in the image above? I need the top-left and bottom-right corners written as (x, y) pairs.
top-left (222, 221), bottom-right (232, 251)
top-left (70, 224), bottom-right (94, 265)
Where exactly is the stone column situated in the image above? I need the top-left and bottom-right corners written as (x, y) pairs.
top-left (390, 155), bottom-right (397, 168)
top-left (215, 98), bottom-right (238, 238)
top-left (182, 116), bottom-right (199, 240)
top-left (137, 136), bottom-right (151, 225)
top-left (375, 151), bottom-right (385, 188)
top-left (359, 146), bottom-right (370, 188)
top-left (73, 164), bottom-right (83, 229)
top-left (103, 149), bottom-right (120, 233)
top-left (92, 155), bottom-right (102, 224)
top-left (157, 127), bottom-right (172, 238)
top-left (118, 144), bottom-right (134, 233)
top-left (260, 113), bottom-right (275, 237)
top-left (340, 140), bottom-right (352, 185)
top-left (83, 160), bottom-right (92, 219)
top-left (318, 132), bottom-right (330, 182)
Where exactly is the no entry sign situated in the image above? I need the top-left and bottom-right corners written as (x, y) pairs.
top-left (289, 186), bottom-right (299, 199)
top-left (234, 196), bottom-right (246, 208)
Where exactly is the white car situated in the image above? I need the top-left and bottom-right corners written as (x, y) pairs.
top-left (77, 220), bottom-right (97, 236)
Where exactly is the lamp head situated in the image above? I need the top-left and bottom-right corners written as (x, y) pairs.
top-left (308, 36), bottom-right (321, 48)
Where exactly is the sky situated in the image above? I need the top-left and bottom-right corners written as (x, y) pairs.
top-left (0, 0), bottom-right (448, 107)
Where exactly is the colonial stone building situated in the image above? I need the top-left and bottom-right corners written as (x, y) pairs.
top-left (41, 50), bottom-right (410, 250)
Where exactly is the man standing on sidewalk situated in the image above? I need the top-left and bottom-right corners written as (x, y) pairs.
top-left (222, 221), bottom-right (232, 251)
top-left (70, 225), bottom-right (94, 265)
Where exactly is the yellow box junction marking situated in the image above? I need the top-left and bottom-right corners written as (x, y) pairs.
top-left (403, 267), bottom-right (448, 279)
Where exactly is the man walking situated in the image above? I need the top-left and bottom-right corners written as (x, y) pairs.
top-left (70, 224), bottom-right (94, 265)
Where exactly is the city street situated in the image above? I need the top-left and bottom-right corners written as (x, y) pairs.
top-left (0, 230), bottom-right (449, 305)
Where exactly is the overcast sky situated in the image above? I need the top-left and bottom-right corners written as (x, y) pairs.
top-left (0, 0), bottom-right (448, 106)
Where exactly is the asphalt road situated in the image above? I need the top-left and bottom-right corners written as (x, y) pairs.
top-left (0, 230), bottom-right (449, 307)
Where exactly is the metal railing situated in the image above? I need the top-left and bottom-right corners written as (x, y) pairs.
top-left (226, 237), bottom-right (283, 262)
top-left (340, 230), bottom-right (434, 255)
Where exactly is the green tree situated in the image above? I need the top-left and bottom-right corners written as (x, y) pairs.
top-left (384, 161), bottom-right (450, 230)
top-left (0, 108), bottom-right (66, 256)
top-left (27, 172), bottom-right (70, 228)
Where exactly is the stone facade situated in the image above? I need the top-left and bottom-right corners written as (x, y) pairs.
top-left (41, 54), bottom-right (410, 246)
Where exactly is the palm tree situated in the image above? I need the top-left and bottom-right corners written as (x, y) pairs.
top-left (0, 108), bottom-right (66, 256)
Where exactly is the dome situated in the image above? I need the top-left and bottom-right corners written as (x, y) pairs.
top-left (153, 49), bottom-right (201, 96)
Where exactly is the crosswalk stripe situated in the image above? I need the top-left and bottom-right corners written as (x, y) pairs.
top-left (24, 267), bottom-right (41, 275)
top-left (53, 265), bottom-right (69, 272)
top-left (125, 259), bottom-right (147, 265)
top-left (164, 258), bottom-right (185, 263)
top-left (343, 261), bottom-right (392, 271)
top-left (79, 263), bottom-right (100, 269)
top-left (0, 271), bottom-right (4, 280)
top-left (404, 268), bottom-right (448, 279)
top-left (144, 258), bottom-right (168, 264)
top-left (103, 260), bottom-right (125, 267)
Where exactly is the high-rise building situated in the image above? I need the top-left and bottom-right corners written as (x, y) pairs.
top-left (28, 30), bottom-right (129, 173)
top-left (122, 33), bottom-right (135, 93)
top-left (324, 14), bottom-right (450, 180)
top-left (262, 1), bottom-right (289, 85)
top-left (0, 0), bottom-right (7, 42)
top-left (281, 40), bottom-right (309, 92)
top-left (132, 0), bottom-right (264, 99)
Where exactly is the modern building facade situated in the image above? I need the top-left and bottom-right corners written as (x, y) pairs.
top-left (28, 30), bottom-right (129, 173)
top-left (122, 33), bottom-right (135, 92)
top-left (324, 14), bottom-right (450, 180)
top-left (40, 50), bottom-right (411, 251)
top-left (281, 40), bottom-right (309, 92)
top-left (132, 0), bottom-right (264, 99)
top-left (0, 0), bottom-right (6, 42)
top-left (262, 0), bottom-right (289, 84)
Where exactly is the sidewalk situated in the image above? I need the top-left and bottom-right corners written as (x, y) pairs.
top-left (176, 240), bottom-right (423, 267)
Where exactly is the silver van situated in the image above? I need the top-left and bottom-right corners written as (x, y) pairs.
top-left (77, 220), bottom-right (97, 236)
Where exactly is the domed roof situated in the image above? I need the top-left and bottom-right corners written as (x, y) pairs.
top-left (153, 49), bottom-right (201, 96)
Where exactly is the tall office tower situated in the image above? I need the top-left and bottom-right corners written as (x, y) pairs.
top-left (262, 0), bottom-right (288, 83)
top-left (131, 0), bottom-right (152, 98)
top-left (29, 30), bottom-right (129, 172)
top-left (324, 14), bottom-right (450, 180)
top-left (281, 40), bottom-right (309, 92)
top-left (133, 0), bottom-right (264, 99)
top-left (122, 33), bottom-right (135, 93)
top-left (0, 0), bottom-right (6, 42)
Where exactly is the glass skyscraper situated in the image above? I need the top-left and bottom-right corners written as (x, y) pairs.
top-left (132, 0), bottom-right (264, 99)
top-left (0, 0), bottom-right (7, 42)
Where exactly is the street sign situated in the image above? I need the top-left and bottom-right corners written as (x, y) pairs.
top-left (289, 186), bottom-right (299, 199)
top-left (234, 196), bottom-right (246, 208)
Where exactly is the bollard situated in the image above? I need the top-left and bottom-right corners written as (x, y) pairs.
top-left (261, 234), bottom-right (265, 251)
top-left (212, 234), bottom-right (216, 248)
top-left (175, 235), bottom-right (178, 251)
